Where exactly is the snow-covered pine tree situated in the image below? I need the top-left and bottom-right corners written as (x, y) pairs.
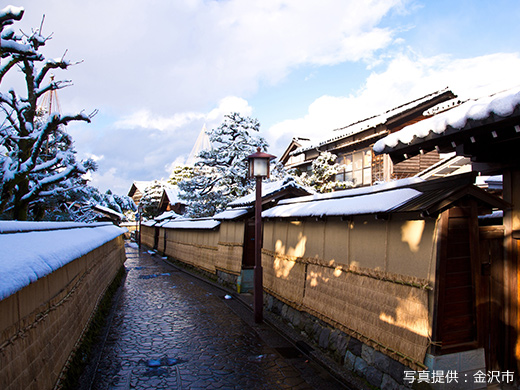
top-left (0, 6), bottom-right (96, 220)
top-left (295, 151), bottom-right (351, 193)
top-left (139, 180), bottom-right (168, 218)
top-left (43, 186), bottom-right (136, 222)
top-left (179, 113), bottom-right (268, 217)
top-left (168, 165), bottom-right (195, 185)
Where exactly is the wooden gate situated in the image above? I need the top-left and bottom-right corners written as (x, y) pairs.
top-left (242, 219), bottom-right (256, 268)
top-left (479, 225), bottom-right (505, 371)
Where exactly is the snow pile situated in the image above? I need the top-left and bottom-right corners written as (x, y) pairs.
top-left (0, 222), bottom-right (126, 300)
top-left (374, 87), bottom-right (520, 153)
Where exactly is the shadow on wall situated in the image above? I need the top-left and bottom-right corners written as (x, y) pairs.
top-left (266, 218), bottom-right (432, 365)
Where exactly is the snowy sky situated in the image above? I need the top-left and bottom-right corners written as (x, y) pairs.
top-left (5, 0), bottom-right (520, 196)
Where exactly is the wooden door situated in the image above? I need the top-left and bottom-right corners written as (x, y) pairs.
top-left (479, 226), bottom-right (505, 371)
top-left (153, 227), bottom-right (159, 250)
top-left (242, 219), bottom-right (256, 268)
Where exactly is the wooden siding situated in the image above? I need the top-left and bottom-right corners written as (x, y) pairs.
top-left (392, 150), bottom-right (440, 179)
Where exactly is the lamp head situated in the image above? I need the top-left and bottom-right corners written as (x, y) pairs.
top-left (247, 147), bottom-right (276, 178)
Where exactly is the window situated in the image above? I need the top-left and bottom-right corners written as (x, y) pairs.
top-left (336, 149), bottom-right (372, 186)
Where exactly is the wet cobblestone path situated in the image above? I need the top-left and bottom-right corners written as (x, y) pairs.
top-left (89, 243), bottom-right (348, 389)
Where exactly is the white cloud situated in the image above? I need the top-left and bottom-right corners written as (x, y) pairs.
top-left (206, 96), bottom-right (252, 121)
top-left (15, 0), bottom-right (404, 116)
top-left (113, 96), bottom-right (252, 132)
top-left (82, 96), bottom-right (255, 193)
top-left (114, 110), bottom-right (206, 131)
top-left (267, 51), bottom-right (520, 153)
top-left (85, 153), bottom-right (104, 162)
top-left (87, 167), bottom-right (129, 195)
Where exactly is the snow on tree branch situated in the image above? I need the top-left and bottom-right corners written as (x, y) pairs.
top-left (0, 6), bottom-right (95, 220)
top-left (178, 113), bottom-right (268, 217)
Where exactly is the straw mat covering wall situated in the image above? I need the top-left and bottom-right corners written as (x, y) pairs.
top-left (163, 229), bottom-right (219, 273)
top-left (216, 242), bottom-right (242, 275)
top-left (304, 265), bottom-right (430, 367)
top-left (215, 221), bottom-right (244, 274)
top-left (262, 249), bottom-right (306, 306)
top-left (262, 217), bottom-right (436, 369)
top-left (140, 225), bottom-right (155, 248)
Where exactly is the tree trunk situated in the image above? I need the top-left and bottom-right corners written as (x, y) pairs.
top-left (12, 180), bottom-right (30, 220)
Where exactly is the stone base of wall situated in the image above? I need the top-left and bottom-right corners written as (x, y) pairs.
top-left (216, 269), bottom-right (238, 289)
top-left (423, 350), bottom-right (486, 390)
top-left (265, 293), bottom-right (415, 390)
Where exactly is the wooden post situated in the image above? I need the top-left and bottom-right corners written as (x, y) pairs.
top-left (502, 169), bottom-right (520, 371)
top-left (254, 176), bottom-right (263, 323)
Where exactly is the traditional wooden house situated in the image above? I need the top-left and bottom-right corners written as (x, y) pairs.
top-left (374, 86), bottom-right (520, 375)
top-left (128, 181), bottom-right (186, 217)
top-left (157, 186), bottom-right (185, 215)
top-left (280, 89), bottom-right (457, 186)
top-left (127, 181), bottom-right (152, 205)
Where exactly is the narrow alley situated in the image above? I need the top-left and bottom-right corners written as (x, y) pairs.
top-left (85, 242), bottom-right (350, 390)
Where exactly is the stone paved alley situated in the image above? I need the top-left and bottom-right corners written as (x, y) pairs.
top-left (85, 242), bottom-right (350, 390)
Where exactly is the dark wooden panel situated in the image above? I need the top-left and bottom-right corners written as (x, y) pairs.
top-left (446, 226), bottom-right (470, 241)
top-left (441, 314), bottom-right (474, 331)
top-left (446, 257), bottom-right (471, 273)
top-left (441, 328), bottom-right (475, 345)
top-left (446, 242), bottom-right (471, 259)
top-left (443, 300), bottom-right (473, 316)
top-left (444, 285), bottom-right (473, 303)
top-left (446, 271), bottom-right (472, 287)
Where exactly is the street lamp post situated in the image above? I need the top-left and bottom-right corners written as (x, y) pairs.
top-left (247, 147), bottom-right (276, 323)
top-left (138, 204), bottom-right (143, 250)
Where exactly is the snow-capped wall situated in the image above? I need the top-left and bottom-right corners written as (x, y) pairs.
top-left (0, 221), bottom-right (126, 300)
top-left (0, 220), bottom-right (127, 390)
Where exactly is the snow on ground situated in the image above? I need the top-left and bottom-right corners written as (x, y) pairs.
top-left (0, 222), bottom-right (126, 300)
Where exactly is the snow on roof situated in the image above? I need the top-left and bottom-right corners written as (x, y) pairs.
top-left (0, 222), bottom-right (126, 300)
top-left (228, 176), bottom-right (312, 207)
top-left (154, 210), bottom-right (180, 221)
top-left (161, 218), bottom-right (220, 230)
top-left (132, 181), bottom-right (153, 193)
top-left (163, 186), bottom-right (181, 204)
top-left (92, 204), bottom-right (126, 220)
top-left (213, 207), bottom-right (250, 220)
top-left (374, 87), bottom-right (520, 153)
top-left (292, 89), bottom-right (452, 155)
top-left (262, 188), bottom-right (421, 219)
top-left (277, 177), bottom-right (423, 205)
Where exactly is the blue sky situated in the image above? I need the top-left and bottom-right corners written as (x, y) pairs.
top-left (6, 0), bottom-right (520, 195)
